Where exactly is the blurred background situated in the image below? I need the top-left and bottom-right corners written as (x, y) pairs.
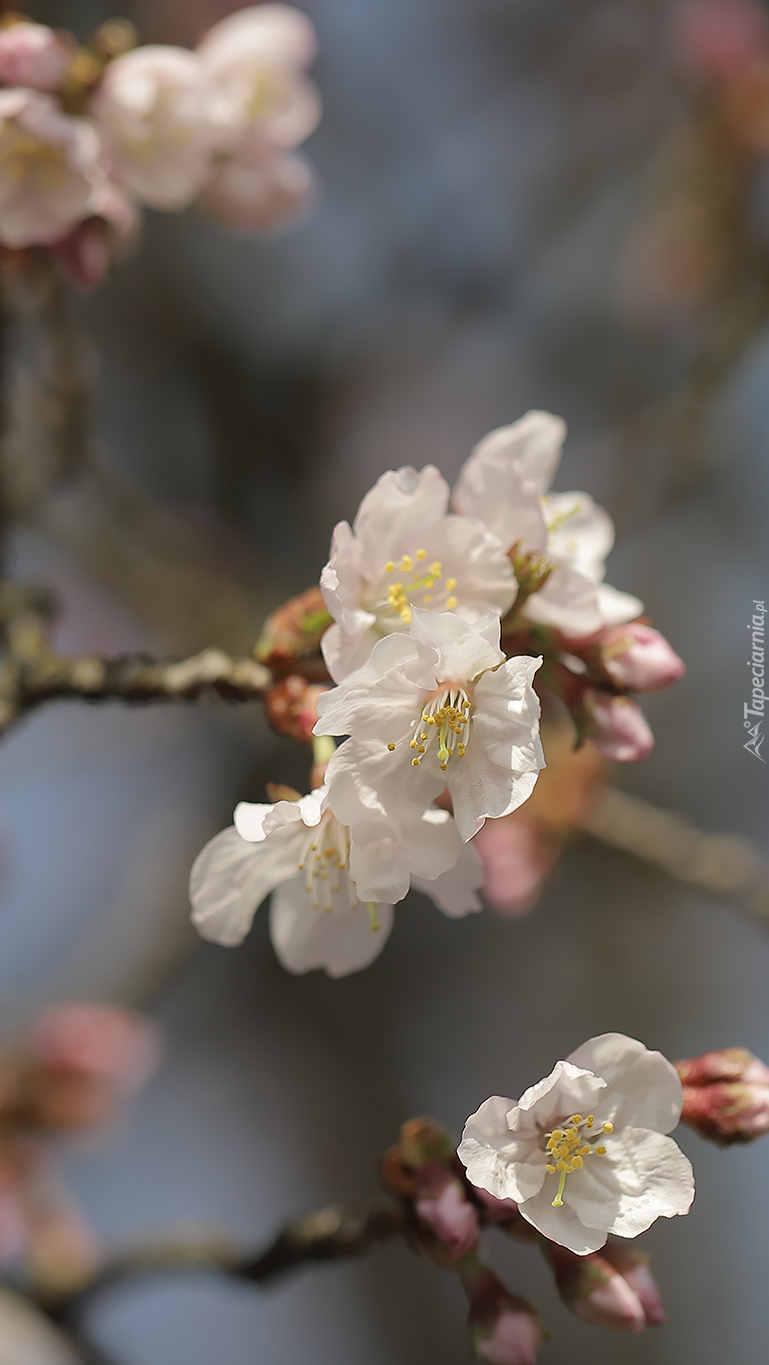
top-left (0, 0), bottom-right (768, 1360)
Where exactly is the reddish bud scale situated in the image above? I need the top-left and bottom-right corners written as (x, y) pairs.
top-left (255, 586), bottom-right (332, 678)
top-left (264, 676), bottom-right (330, 744)
top-left (676, 1048), bottom-right (769, 1145)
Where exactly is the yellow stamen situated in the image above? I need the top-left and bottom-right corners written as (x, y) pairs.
top-left (384, 561), bottom-right (395, 573)
top-left (552, 1168), bottom-right (567, 1207)
top-left (416, 548), bottom-right (426, 560)
top-left (446, 596), bottom-right (458, 609)
top-left (445, 577), bottom-right (457, 591)
top-left (387, 742), bottom-right (396, 751)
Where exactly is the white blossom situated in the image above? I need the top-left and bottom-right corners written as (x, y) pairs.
top-left (199, 135), bottom-right (313, 233)
top-left (453, 411), bottom-right (643, 636)
top-left (0, 22), bottom-right (71, 92)
top-left (458, 1033), bottom-right (694, 1256)
top-left (198, 4), bottom-right (320, 152)
top-left (190, 784), bottom-right (482, 978)
top-left (91, 46), bottom-right (218, 211)
top-left (0, 90), bottom-right (103, 248)
top-left (314, 609), bottom-right (544, 843)
top-left (320, 465), bottom-right (516, 682)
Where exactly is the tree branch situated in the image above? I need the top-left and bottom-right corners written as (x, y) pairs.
top-left (0, 582), bottom-right (271, 735)
top-left (40, 1204), bottom-right (407, 1322)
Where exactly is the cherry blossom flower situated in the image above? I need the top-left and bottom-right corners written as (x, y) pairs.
top-left (199, 134), bottom-right (313, 232)
top-left (453, 412), bottom-right (643, 637)
top-left (0, 90), bottom-right (104, 248)
top-left (458, 1033), bottom-right (694, 1256)
top-left (189, 784), bottom-right (482, 978)
top-left (91, 45), bottom-right (218, 211)
top-left (319, 465), bottom-right (516, 682)
top-left (198, 5), bottom-right (320, 152)
top-left (0, 22), bottom-right (72, 92)
top-left (51, 178), bottom-right (140, 290)
top-left (314, 609), bottom-right (544, 843)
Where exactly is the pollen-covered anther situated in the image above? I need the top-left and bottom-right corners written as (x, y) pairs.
top-left (545, 1112), bottom-right (613, 1207)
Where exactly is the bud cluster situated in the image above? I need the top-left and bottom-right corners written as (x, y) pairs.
top-left (676, 1047), bottom-right (769, 1145)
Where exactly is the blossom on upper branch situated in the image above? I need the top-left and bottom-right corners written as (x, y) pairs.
top-left (91, 45), bottom-right (219, 212)
top-left (0, 21), bottom-right (72, 92)
top-left (314, 609), bottom-right (544, 843)
top-left (0, 90), bottom-right (104, 247)
top-left (320, 465), bottom-right (516, 682)
top-left (190, 782), bottom-right (482, 978)
top-left (458, 1033), bottom-right (694, 1255)
top-left (453, 411), bottom-right (642, 637)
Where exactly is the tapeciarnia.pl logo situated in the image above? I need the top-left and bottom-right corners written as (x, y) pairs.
top-left (744, 599), bottom-right (766, 762)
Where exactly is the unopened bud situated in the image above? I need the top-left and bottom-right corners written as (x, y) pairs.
top-left (592, 623), bottom-right (686, 694)
top-left (601, 1243), bottom-right (668, 1327)
top-left (414, 1170), bottom-right (479, 1261)
top-left (255, 586), bottom-right (332, 676)
top-left (461, 1257), bottom-right (545, 1364)
top-left (584, 691), bottom-right (655, 762)
top-left (676, 1047), bottom-right (769, 1144)
top-left (544, 1243), bottom-right (645, 1332)
top-left (264, 676), bottom-right (330, 744)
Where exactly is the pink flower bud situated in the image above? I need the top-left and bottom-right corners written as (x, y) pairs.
top-left (414, 1172), bottom-right (479, 1261)
top-left (601, 1244), bottom-right (668, 1326)
top-left (676, 1047), bottom-right (769, 1144)
top-left (585, 692), bottom-right (655, 763)
top-left (0, 22), bottom-right (72, 92)
top-left (472, 817), bottom-right (558, 918)
top-left (461, 1260), bottom-right (545, 1365)
top-left (545, 1244), bottom-right (645, 1332)
top-left (596, 623), bottom-right (686, 694)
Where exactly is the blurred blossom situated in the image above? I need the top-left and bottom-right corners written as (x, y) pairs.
top-left (0, 1005), bottom-right (158, 1292)
top-left (91, 45), bottom-right (219, 211)
top-left (0, 21), bottom-right (72, 92)
top-left (473, 721), bottom-right (606, 917)
top-left (200, 136), bottom-right (313, 232)
top-left (198, 5), bottom-right (320, 149)
top-left (673, 0), bottom-right (769, 79)
top-left (722, 61), bottom-right (769, 152)
top-left (459, 1033), bottom-right (694, 1256)
top-left (0, 91), bottom-right (103, 248)
top-left (677, 1047), bottom-right (769, 1144)
top-left (414, 1170), bottom-right (480, 1261)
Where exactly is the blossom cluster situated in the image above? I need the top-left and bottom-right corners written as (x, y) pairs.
top-left (191, 410), bottom-right (685, 977)
top-left (0, 6), bottom-right (319, 286)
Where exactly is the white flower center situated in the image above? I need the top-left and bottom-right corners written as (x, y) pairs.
top-left (387, 684), bottom-right (472, 773)
top-left (544, 1113), bottom-right (614, 1208)
top-left (296, 812), bottom-right (380, 929)
top-left (368, 550), bottom-right (459, 629)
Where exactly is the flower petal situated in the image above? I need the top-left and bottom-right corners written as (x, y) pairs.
top-left (324, 738), bottom-right (443, 847)
top-left (518, 1185), bottom-right (609, 1255)
top-left (596, 582), bottom-right (644, 625)
top-left (566, 1033), bottom-right (683, 1133)
top-left (459, 1096), bottom-right (546, 1203)
top-left (352, 465), bottom-right (450, 577)
top-left (189, 824), bottom-right (302, 945)
top-left (409, 606), bottom-right (504, 681)
top-left (453, 412), bottom-right (565, 551)
top-left (564, 1127), bottom-right (694, 1238)
top-left (269, 874), bottom-right (393, 977)
top-left (471, 656), bottom-right (544, 770)
top-left (320, 520), bottom-right (375, 637)
top-left (411, 819), bottom-right (483, 916)
top-left (510, 1060), bottom-right (608, 1135)
top-left (314, 632), bottom-right (437, 741)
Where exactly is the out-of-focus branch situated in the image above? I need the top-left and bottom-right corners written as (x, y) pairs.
top-left (0, 581), bottom-right (271, 735)
top-left (579, 784), bottom-right (769, 920)
top-left (42, 1204), bottom-right (407, 1320)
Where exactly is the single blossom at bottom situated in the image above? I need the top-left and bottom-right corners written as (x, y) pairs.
top-left (189, 786), bottom-right (482, 978)
top-left (458, 1033), bottom-right (694, 1255)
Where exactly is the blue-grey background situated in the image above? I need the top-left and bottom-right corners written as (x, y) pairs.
top-left (2, 0), bottom-right (768, 1360)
